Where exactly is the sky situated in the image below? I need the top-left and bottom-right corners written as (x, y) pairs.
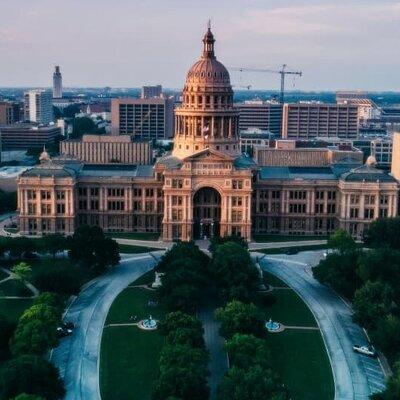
top-left (0, 0), bottom-right (399, 91)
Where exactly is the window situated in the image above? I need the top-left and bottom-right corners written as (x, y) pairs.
top-left (289, 204), bottom-right (306, 213)
top-left (133, 188), bottom-right (142, 197)
top-left (232, 197), bottom-right (243, 207)
top-left (327, 204), bottom-right (336, 214)
top-left (364, 195), bottom-right (376, 205)
top-left (90, 188), bottom-right (99, 196)
top-left (289, 191), bottom-right (307, 200)
top-left (28, 204), bottom-right (36, 215)
top-left (79, 200), bottom-right (87, 210)
top-left (27, 190), bottom-right (36, 200)
top-left (232, 180), bottom-right (243, 190)
top-left (41, 204), bottom-right (51, 215)
top-left (315, 191), bottom-right (324, 200)
top-left (327, 191), bottom-right (336, 200)
top-left (271, 191), bottom-right (280, 199)
top-left (107, 201), bottom-right (125, 211)
top-left (41, 190), bottom-right (51, 200)
top-left (380, 195), bottom-right (389, 205)
top-left (350, 194), bottom-right (360, 204)
top-left (315, 204), bottom-right (324, 214)
top-left (56, 203), bottom-right (65, 214)
top-left (172, 179), bottom-right (183, 189)
top-left (380, 208), bottom-right (388, 218)
top-left (172, 209), bottom-right (183, 221)
top-left (107, 188), bottom-right (125, 197)
top-left (350, 208), bottom-right (359, 218)
top-left (91, 200), bottom-right (99, 210)
top-left (364, 208), bottom-right (375, 219)
top-left (133, 201), bottom-right (142, 211)
top-left (231, 210), bottom-right (243, 222)
top-left (172, 196), bottom-right (182, 206)
top-left (78, 188), bottom-right (87, 197)
top-left (145, 188), bottom-right (154, 197)
top-left (56, 191), bottom-right (65, 200)
top-left (145, 201), bottom-right (154, 212)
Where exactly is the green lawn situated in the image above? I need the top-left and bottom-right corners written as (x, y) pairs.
top-left (0, 279), bottom-right (32, 297)
top-left (0, 298), bottom-right (33, 322)
top-left (257, 272), bottom-right (334, 400)
top-left (100, 271), bottom-right (164, 400)
top-left (118, 244), bottom-right (160, 254)
top-left (263, 271), bottom-right (288, 288)
top-left (253, 234), bottom-right (327, 243)
top-left (107, 232), bottom-right (160, 241)
top-left (267, 330), bottom-right (334, 400)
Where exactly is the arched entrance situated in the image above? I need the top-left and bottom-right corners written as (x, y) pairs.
top-left (193, 187), bottom-right (221, 239)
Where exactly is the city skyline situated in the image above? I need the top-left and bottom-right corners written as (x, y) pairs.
top-left (1, 0), bottom-right (399, 91)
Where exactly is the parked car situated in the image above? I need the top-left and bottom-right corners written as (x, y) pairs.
top-left (353, 344), bottom-right (377, 358)
top-left (285, 249), bottom-right (298, 255)
top-left (56, 326), bottom-right (73, 338)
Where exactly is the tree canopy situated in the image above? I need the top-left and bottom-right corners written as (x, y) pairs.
top-left (0, 355), bottom-right (65, 400)
top-left (365, 217), bottom-right (400, 250)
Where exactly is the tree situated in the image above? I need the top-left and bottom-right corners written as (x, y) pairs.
top-left (371, 361), bottom-right (400, 400)
top-left (39, 234), bottom-right (67, 258)
top-left (72, 117), bottom-right (101, 139)
top-left (10, 304), bottom-right (61, 356)
top-left (33, 292), bottom-right (64, 313)
top-left (357, 248), bottom-right (400, 296)
top-left (209, 235), bottom-right (248, 256)
top-left (158, 258), bottom-right (208, 313)
top-left (215, 300), bottom-right (264, 339)
top-left (328, 229), bottom-right (357, 253)
top-left (218, 365), bottom-right (288, 400)
top-left (312, 250), bottom-right (362, 299)
top-left (225, 334), bottom-right (271, 370)
top-left (370, 314), bottom-right (400, 362)
top-left (157, 241), bottom-right (209, 273)
top-left (0, 314), bottom-right (14, 361)
top-left (159, 312), bottom-right (205, 348)
top-left (11, 262), bottom-right (32, 283)
top-left (353, 281), bottom-right (395, 329)
top-left (152, 344), bottom-right (209, 400)
top-left (365, 217), bottom-right (400, 249)
top-left (0, 355), bottom-right (65, 400)
top-left (0, 189), bottom-right (17, 213)
top-left (67, 225), bottom-right (120, 272)
top-left (212, 242), bottom-right (259, 303)
top-left (34, 264), bottom-right (80, 295)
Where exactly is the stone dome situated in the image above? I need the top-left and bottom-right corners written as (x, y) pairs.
top-left (185, 27), bottom-right (231, 88)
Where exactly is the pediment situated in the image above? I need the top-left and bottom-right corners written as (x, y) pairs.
top-left (182, 148), bottom-right (235, 163)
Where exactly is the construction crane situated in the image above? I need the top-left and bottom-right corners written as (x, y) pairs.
top-left (230, 64), bottom-right (302, 103)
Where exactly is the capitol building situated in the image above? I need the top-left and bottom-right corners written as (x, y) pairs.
top-left (17, 27), bottom-right (399, 240)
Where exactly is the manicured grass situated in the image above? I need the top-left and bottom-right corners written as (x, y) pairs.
top-left (101, 327), bottom-right (164, 400)
top-left (128, 270), bottom-right (155, 287)
top-left (107, 232), bottom-right (160, 241)
top-left (257, 271), bottom-right (334, 399)
top-left (253, 244), bottom-right (328, 254)
top-left (266, 330), bottom-right (334, 400)
top-left (105, 287), bottom-right (162, 325)
top-left (0, 269), bottom-right (9, 281)
top-left (263, 271), bottom-right (288, 288)
top-left (253, 234), bottom-right (327, 243)
top-left (0, 279), bottom-right (32, 297)
top-left (100, 272), bottom-right (164, 400)
top-left (0, 298), bottom-right (33, 322)
top-left (259, 290), bottom-right (317, 327)
top-left (118, 244), bottom-right (160, 254)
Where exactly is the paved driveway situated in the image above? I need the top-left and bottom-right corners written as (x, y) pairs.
top-left (255, 250), bottom-right (386, 400)
top-left (50, 252), bottom-right (162, 400)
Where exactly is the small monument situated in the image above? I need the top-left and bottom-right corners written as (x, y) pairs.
top-left (151, 272), bottom-right (164, 288)
top-left (265, 318), bottom-right (283, 333)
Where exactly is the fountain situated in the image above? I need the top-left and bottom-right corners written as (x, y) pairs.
top-left (138, 315), bottom-right (158, 331)
top-left (265, 318), bottom-right (283, 333)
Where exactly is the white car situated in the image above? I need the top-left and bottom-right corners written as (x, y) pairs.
top-left (353, 344), bottom-right (377, 358)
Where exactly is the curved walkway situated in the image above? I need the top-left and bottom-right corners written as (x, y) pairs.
top-left (254, 250), bottom-right (386, 400)
top-left (50, 252), bottom-right (163, 400)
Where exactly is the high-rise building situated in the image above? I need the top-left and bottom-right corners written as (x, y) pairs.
top-left (111, 97), bottom-right (175, 139)
top-left (282, 102), bottom-right (359, 139)
top-left (0, 101), bottom-right (21, 125)
top-left (141, 85), bottom-right (162, 99)
top-left (53, 66), bottom-right (63, 99)
top-left (236, 100), bottom-right (283, 135)
top-left (24, 89), bottom-right (54, 125)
